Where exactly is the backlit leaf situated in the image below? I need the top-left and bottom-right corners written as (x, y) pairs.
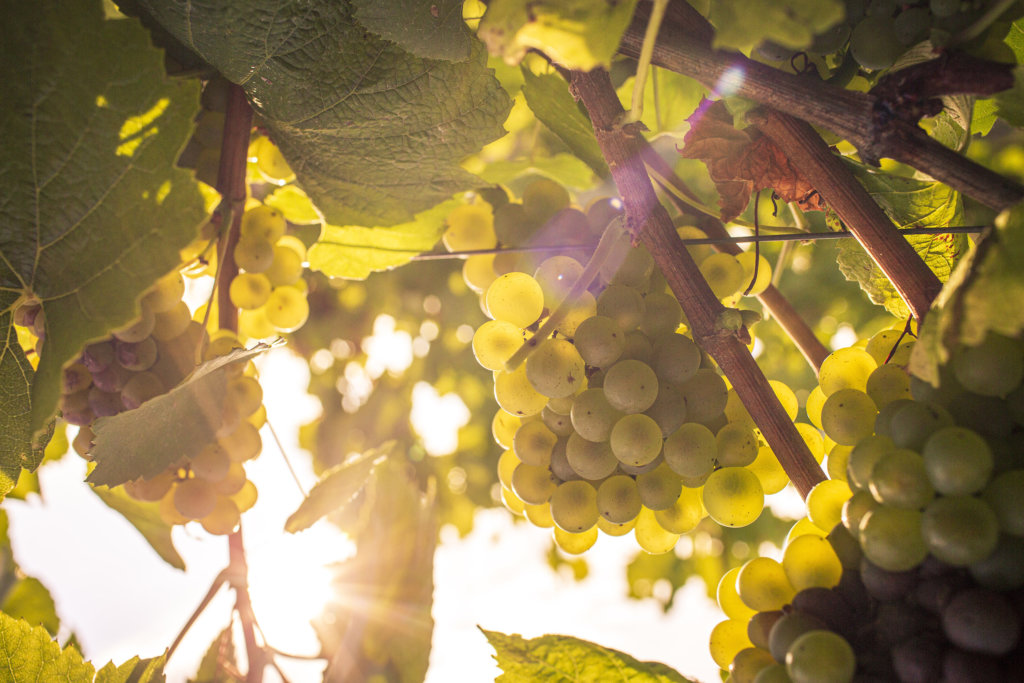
top-left (709, 0), bottom-right (845, 52)
top-left (353, 0), bottom-right (474, 61)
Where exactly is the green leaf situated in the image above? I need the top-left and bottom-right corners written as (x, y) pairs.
top-left (835, 163), bottom-right (965, 318)
top-left (262, 186), bottom-right (322, 226)
top-left (89, 484), bottom-right (185, 570)
top-left (520, 70), bottom-right (609, 178)
top-left (478, 0), bottom-right (639, 70)
top-left (911, 202), bottom-right (1024, 385)
top-left (87, 344), bottom-right (273, 487)
top-left (615, 68), bottom-right (709, 140)
top-left (481, 629), bottom-right (694, 682)
top-left (993, 67), bottom-right (1024, 129)
top-left (0, 0), bottom-right (205, 456)
top-left (308, 200), bottom-right (458, 280)
top-left (133, 0), bottom-right (510, 228)
top-left (0, 612), bottom-right (94, 682)
top-left (189, 628), bottom-right (238, 683)
top-left (1, 579), bottom-right (59, 637)
top-left (284, 442), bottom-right (393, 533)
top-left (708, 0), bottom-right (845, 52)
top-left (94, 654), bottom-right (167, 683)
top-left (0, 314), bottom-right (46, 500)
top-left (475, 155), bottom-right (599, 190)
top-left (353, 0), bottom-right (474, 61)
top-left (1004, 16), bottom-right (1024, 62)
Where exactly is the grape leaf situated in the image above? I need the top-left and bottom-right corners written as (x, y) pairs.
top-left (131, 0), bottom-right (510, 228)
top-left (708, 0), bottom-right (845, 52)
top-left (481, 629), bottom-right (695, 682)
top-left (308, 200), bottom-right (458, 280)
top-left (478, 0), bottom-right (639, 70)
top-left (520, 69), bottom-right (609, 178)
top-left (615, 69), bottom-right (709, 140)
top-left (352, 0), bottom-right (474, 62)
top-left (189, 628), bottom-right (237, 683)
top-left (0, 314), bottom-right (41, 498)
top-left (677, 99), bottom-right (826, 222)
top-left (89, 483), bottom-right (185, 570)
top-left (262, 187), bottom-right (322, 226)
top-left (0, 613), bottom-right (94, 682)
top-left (474, 155), bottom-right (598, 190)
top-left (284, 442), bottom-right (394, 533)
top-left (911, 202), bottom-right (1024, 385)
top-left (835, 162), bottom-right (965, 319)
top-left (0, 0), bottom-right (205, 463)
top-left (87, 345), bottom-right (273, 487)
top-left (94, 654), bottom-right (166, 683)
top-left (2, 579), bottom-right (59, 637)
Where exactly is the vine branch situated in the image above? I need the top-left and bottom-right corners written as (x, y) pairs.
top-left (569, 68), bottom-right (824, 498)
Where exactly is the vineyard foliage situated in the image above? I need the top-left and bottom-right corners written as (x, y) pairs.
top-left (2, 0), bottom-right (1024, 680)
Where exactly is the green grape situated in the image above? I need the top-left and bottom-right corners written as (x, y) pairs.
top-left (782, 535), bottom-right (843, 592)
top-left (680, 369), bottom-right (728, 423)
top-left (554, 290), bottom-right (596, 339)
top-left (795, 422), bottom-right (825, 464)
top-left (785, 630), bottom-right (856, 683)
top-left (553, 525), bottom-right (598, 555)
top-left (699, 252), bottom-right (745, 299)
top-left (864, 328), bottom-right (914, 366)
top-left (845, 434), bottom-right (894, 491)
top-left (785, 518), bottom-right (828, 545)
top-left (731, 647), bottom-right (776, 683)
top-left (736, 251), bottom-right (772, 296)
top-left (983, 470), bottom-right (1024, 535)
top-left (717, 566), bottom-right (756, 620)
top-left (229, 272), bottom-right (273, 310)
top-left (522, 178), bottom-right (570, 224)
top-left (472, 320), bottom-right (523, 372)
top-left (565, 432), bottom-right (618, 480)
top-left (524, 501), bottom-right (554, 528)
top-left (143, 270), bottom-right (186, 313)
top-left (264, 285), bottom-right (309, 331)
top-left (234, 235), bottom-right (275, 273)
top-left (219, 421), bottom-right (261, 462)
top-left (893, 7), bottom-right (931, 45)
top-left (610, 413), bottom-right (663, 467)
top-left (597, 516), bottom-right (636, 536)
top-left (640, 291), bottom-right (683, 337)
top-left (240, 204), bottom-right (287, 244)
top-left (865, 363), bottom-right (911, 409)
top-left (238, 307), bottom-right (276, 340)
top-left (650, 332), bottom-right (701, 385)
top-left (525, 338), bottom-right (585, 398)
top-left (654, 486), bottom-right (704, 534)
top-left (152, 301), bottom-right (192, 341)
top-left (263, 245), bottom-right (304, 287)
top-left (609, 242), bottom-right (654, 289)
top-left (514, 420), bottom-right (557, 466)
top-left (858, 505), bottom-right (927, 571)
top-left (492, 410), bottom-right (521, 448)
top-left (805, 385), bottom-right (826, 430)
top-left (889, 400), bottom-right (953, 450)
top-left (533, 255), bottom-right (583, 309)
top-left (819, 347), bottom-right (877, 396)
top-left (921, 495), bottom-right (999, 566)
top-left (850, 14), bottom-right (904, 70)
top-left (495, 364), bottom-right (548, 417)
top-left (703, 467), bottom-right (764, 528)
top-left (492, 202), bottom-right (534, 246)
top-left (952, 332), bottom-right (1024, 397)
top-left (868, 448), bottom-right (934, 509)
top-left (547, 437), bottom-right (577, 481)
top-left (709, 619), bottom-right (754, 669)
top-left (663, 422), bottom-right (717, 478)
top-left (748, 445), bottom-right (789, 495)
top-left (636, 462), bottom-right (683, 510)
top-left (200, 497), bottom-right (241, 536)
top-left (570, 388), bottom-right (623, 442)
top-left (174, 477), bottom-right (218, 520)
top-left (549, 479), bottom-right (599, 532)
top-left (770, 380), bottom-right (799, 421)
top-left (462, 254), bottom-right (497, 294)
top-left (930, 0), bottom-right (960, 17)
top-left (808, 21), bottom-right (852, 54)
top-left (820, 388), bottom-right (877, 445)
top-left (603, 359), bottom-right (659, 413)
top-left (841, 489), bottom-right (878, 535)
top-left (485, 272), bottom-right (544, 328)
top-left (572, 315), bottom-right (625, 368)
top-left (716, 422), bottom-right (759, 467)
top-left (546, 394), bottom-right (574, 415)
top-left (725, 388), bottom-right (755, 428)
top-left (251, 137), bottom-right (294, 184)
top-left (968, 534), bottom-right (1024, 590)
top-left (442, 204), bottom-right (496, 251)
top-left (644, 383), bottom-right (687, 436)
top-left (633, 506), bottom-right (679, 554)
top-left (511, 462), bottom-right (557, 505)
top-left (596, 284), bottom-right (645, 331)
top-left (753, 663), bottom-right (789, 683)
top-left (747, 611), bottom-right (783, 652)
top-left (596, 474), bottom-right (642, 523)
top-left (824, 444), bottom-right (851, 482)
top-left (619, 330), bottom-right (653, 363)
top-left (827, 523), bottom-right (863, 569)
top-left (806, 479), bottom-right (852, 532)
top-left (737, 557), bottom-right (795, 612)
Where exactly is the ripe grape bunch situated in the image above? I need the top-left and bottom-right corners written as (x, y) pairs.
top-left (708, 330), bottom-right (1024, 683)
top-left (452, 180), bottom-right (802, 556)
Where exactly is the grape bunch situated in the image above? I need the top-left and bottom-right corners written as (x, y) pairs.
top-left (708, 330), bottom-right (1024, 682)
top-left (459, 182), bottom-right (807, 556)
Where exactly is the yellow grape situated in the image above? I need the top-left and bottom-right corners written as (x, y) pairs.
top-left (264, 285), bottom-right (309, 331)
top-left (143, 270), bottom-right (186, 313)
top-left (191, 442), bottom-right (231, 481)
top-left (229, 273), bottom-right (273, 310)
top-left (549, 480), bottom-right (599, 533)
top-left (219, 421), bottom-right (262, 462)
top-left (123, 470), bottom-right (174, 502)
top-left (226, 375), bottom-right (263, 417)
top-left (212, 462), bottom-right (248, 495)
top-left (736, 251), bottom-right (772, 296)
top-left (633, 506), bottom-right (679, 554)
top-left (748, 445), bottom-right (789, 495)
top-left (492, 410), bottom-right (521, 449)
top-left (819, 347), bottom-right (877, 396)
top-left (795, 423), bottom-right (825, 464)
top-left (238, 307), bottom-right (277, 340)
top-left (251, 137), bottom-right (295, 184)
top-left (462, 254), bottom-right (497, 293)
top-left (702, 467), bottom-right (764, 528)
top-left (654, 486), bottom-right (704, 534)
top-left (699, 252), bottom-right (745, 299)
top-left (511, 463), bottom-right (556, 505)
top-left (233, 235), bottom-right (275, 273)
top-left (494, 364), bottom-right (548, 417)
top-left (597, 515), bottom-right (636, 536)
top-left (524, 501), bottom-right (554, 528)
top-left (805, 385), bottom-right (826, 430)
top-left (472, 320), bottom-right (523, 371)
top-left (201, 497), bottom-right (241, 535)
top-left (737, 557), bottom-right (795, 611)
top-left (485, 272), bottom-right (544, 328)
top-left (231, 480), bottom-right (259, 513)
top-left (159, 486), bottom-right (190, 525)
top-left (173, 478), bottom-right (217, 520)
top-left (782, 534), bottom-right (843, 592)
top-left (806, 479), bottom-right (853, 532)
top-left (717, 566), bottom-right (756, 620)
top-left (709, 619), bottom-right (754, 669)
top-left (553, 525), bottom-right (598, 555)
top-left (442, 204), bottom-right (496, 252)
top-left (785, 517), bottom-right (828, 546)
top-left (263, 245), bottom-right (304, 287)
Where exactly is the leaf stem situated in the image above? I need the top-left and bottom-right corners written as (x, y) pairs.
top-left (626, 0), bottom-right (669, 124)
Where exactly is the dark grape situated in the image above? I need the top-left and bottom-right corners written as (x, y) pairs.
top-left (860, 557), bottom-right (916, 602)
top-left (892, 634), bottom-right (944, 683)
top-left (791, 586), bottom-right (857, 636)
top-left (748, 610), bottom-right (784, 651)
top-left (942, 587), bottom-right (1022, 655)
top-left (768, 611), bottom-right (826, 662)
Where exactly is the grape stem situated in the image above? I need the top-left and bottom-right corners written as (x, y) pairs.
top-left (503, 214), bottom-right (626, 372)
top-left (619, 1), bottom-right (1024, 211)
top-left (165, 570), bottom-right (228, 662)
top-left (569, 67), bottom-right (825, 498)
top-left (625, 0), bottom-right (669, 125)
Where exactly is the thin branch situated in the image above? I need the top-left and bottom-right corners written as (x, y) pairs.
top-left (570, 68), bottom-right (824, 498)
top-left (166, 570), bottom-right (229, 662)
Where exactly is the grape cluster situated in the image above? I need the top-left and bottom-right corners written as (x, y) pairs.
top-left (459, 183), bottom-right (801, 555)
top-left (709, 330), bottom-right (1024, 682)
